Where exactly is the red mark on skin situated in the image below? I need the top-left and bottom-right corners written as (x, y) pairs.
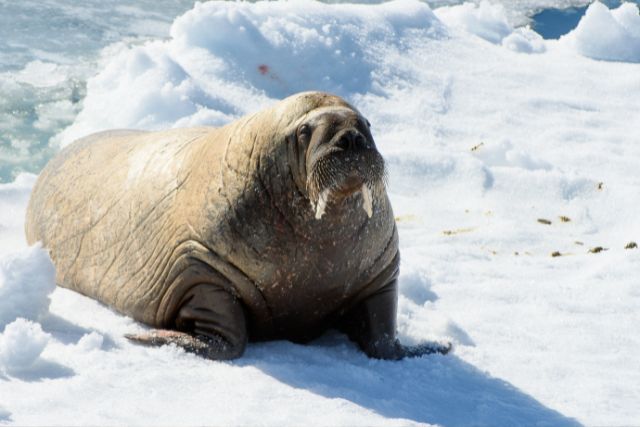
top-left (258, 64), bottom-right (269, 75)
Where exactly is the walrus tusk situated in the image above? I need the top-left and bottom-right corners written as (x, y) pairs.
top-left (361, 184), bottom-right (373, 218)
top-left (315, 188), bottom-right (331, 219)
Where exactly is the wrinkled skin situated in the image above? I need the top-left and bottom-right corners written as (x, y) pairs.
top-left (26, 92), bottom-right (449, 360)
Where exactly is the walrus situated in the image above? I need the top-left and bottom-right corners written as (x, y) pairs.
top-left (26, 91), bottom-right (449, 360)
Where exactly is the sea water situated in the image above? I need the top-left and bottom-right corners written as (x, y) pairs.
top-left (0, 0), bottom-right (197, 182)
top-left (532, 0), bottom-right (640, 38)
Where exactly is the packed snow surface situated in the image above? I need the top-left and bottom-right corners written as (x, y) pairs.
top-left (1, 0), bottom-right (640, 425)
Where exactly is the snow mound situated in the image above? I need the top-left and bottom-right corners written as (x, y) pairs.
top-left (434, 1), bottom-right (545, 53)
top-left (435, 1), bottom-right (512, 43)
top-left (472, 140), bottom-right (552, 171)
top-left (399, 268), bottom-right (437, 306)
top-left (0, 318), bottom-right (51, 372)
top-left (0, 173), bottom-right (36, 236)
top-left (560, 1), bottom-right (640, 62)
top-left (76, 332), bottom-right (104, 352)
top-left (58, 0), bottom-right (445, 145)
top-left (502, 27), bottom-right (546, 53)
top-left (0, 244), bottom-right (56, 328)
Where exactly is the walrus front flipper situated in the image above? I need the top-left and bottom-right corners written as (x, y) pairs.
top-left (339, 279), bottom-right (402, 360)
top-left (127, 284), bottom-right (247, 360)
top-left (340, 279), bottom-right (451, 360)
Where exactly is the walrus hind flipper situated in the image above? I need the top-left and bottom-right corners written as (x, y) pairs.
top-left (125, 330), bottom-right (240, 360)
top-left (126, 284), bottom-right (248, 360)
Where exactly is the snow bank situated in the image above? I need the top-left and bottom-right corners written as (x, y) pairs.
top-left (0, 244), bottom-right (56, 328)
top-left (0, 175), bottom-right (60, 380)
top-left (0, 173), bottom-right (36, 238)
top-left (0, 318), bottom-right (51, 373)
top-left (560, 1), bottom-right (640, 62)
top-left (434, 1), bottom-right (545, 53)
top-left (435, 1), bottom-right (512, 43)
top-left (58, 0), bottom-right (445, 145)
top-left (501, 27), bottom-right (546, 53)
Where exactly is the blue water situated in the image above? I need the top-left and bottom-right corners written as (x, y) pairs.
top-left (0, 0), bottom-right (196, 183)
top-left (532, 0), bottom-right (640, 39)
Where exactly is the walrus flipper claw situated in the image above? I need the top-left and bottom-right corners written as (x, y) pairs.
top-left (125, 330), bottom-right (239, 360)
top-left (365, 340), bottom-right (452, 360)
top-left (403, 341), bottom-right (452, 358)
top-left (125, 329), bottom-right (203, 350)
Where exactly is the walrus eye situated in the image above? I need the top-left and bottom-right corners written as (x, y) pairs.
top-left (299, 124), bottom-right (311, 138)
top-left (298, 124), bottom-right (311, 136)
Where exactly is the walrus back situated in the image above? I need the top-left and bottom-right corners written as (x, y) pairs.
top-left (25, 128), bottom-right (210, 325)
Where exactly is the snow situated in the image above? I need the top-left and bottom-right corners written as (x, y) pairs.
top-left (559, 1), bottom-right (640, 62)
top-left (0, 0), bottom-right (592, 182)
top-left (434, 2), bottom-right (546, 52)
top-left (74, 332), bottom-right (105, 352)
top-left (58, 0), bottom-right (447, 145)
top-left (435, 1), bottom-right (513, 43)
top-left (0, 319), bottom-right (52, 373)
top-left (0, 174), bottom-right (37, 255)
top-left (501, 27), bottom-right (546, 53)
top-left (1, 0), bottom-right (640, 425)
top-left (0, 244), bottom-right (55, 328)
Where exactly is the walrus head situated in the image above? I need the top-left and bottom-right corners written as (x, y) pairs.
top-left (295, 105), bottom-right (386, 220)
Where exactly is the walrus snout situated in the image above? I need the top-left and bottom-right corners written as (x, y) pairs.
top-left (307, 137), bottom-right (384, 220)
top-left (332, 128), bottom-right (369, 151)
top-left (299, 106), bottom-right (385, 220)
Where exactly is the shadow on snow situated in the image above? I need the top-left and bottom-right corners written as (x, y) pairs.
top-left (2, 358), bottom-right (74, 382)
top-left (239, 334), bottom-right (581, 427)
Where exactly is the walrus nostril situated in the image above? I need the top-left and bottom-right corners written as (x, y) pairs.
top-left (335, 133), bottom-right (352, 150)
top-left (336, 130), bottom-right (366, 151)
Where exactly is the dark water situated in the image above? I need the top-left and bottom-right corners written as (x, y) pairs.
top-left (532, 0), bottom-right (640, 39)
